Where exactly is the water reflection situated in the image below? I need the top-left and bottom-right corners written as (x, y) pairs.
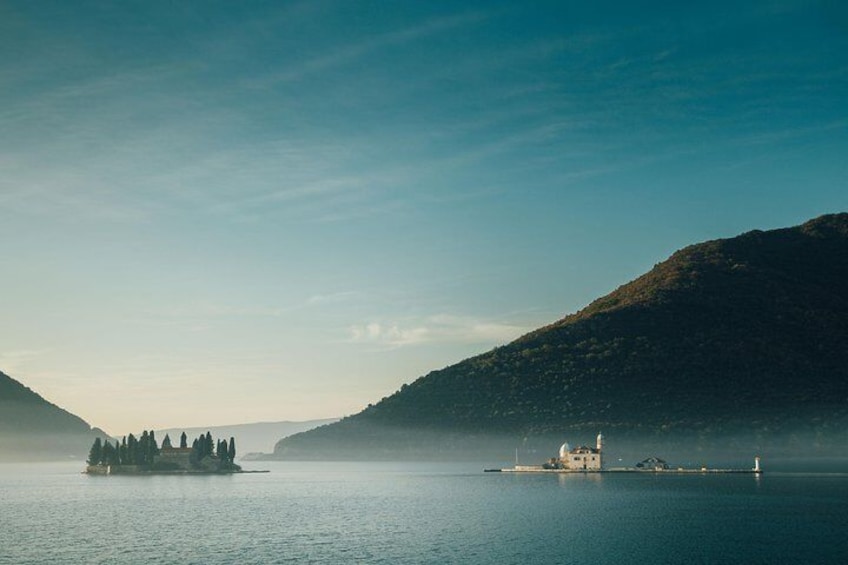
top-left (557, 471), bottom-right (603, 488)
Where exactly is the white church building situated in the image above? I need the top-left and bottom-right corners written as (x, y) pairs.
top-left (552, 432), bottom-right (604, 470)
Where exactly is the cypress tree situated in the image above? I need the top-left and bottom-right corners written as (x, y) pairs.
top-left (228, 437), bottom-right (236, 462)
top-left (180, 431), bottom-right (187, 449)
top-left (101, 441), bottom-right (114, 466)
top-left (190, 438), bottom-right (200, 467)
top-left (120, 437), bottom-right (128, 465)
top-left (127, 434), bottom-right (137, 465)
top-left (140, 431), bottom-right (149, 465)
top-left (148, 430), bottom-right (159, 462)
top-left (87, 438), bottom-right (102, 466)
top-left (205, 432), bottom-right (213, 458)
top-left (194, 435), bottom-right (204, 458)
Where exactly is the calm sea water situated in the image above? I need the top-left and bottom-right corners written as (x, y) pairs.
top-left (1, 461), bottom-right (847, 564)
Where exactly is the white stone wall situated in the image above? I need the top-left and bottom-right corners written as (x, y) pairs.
top-left (563, 452), bottom-right (601, 470)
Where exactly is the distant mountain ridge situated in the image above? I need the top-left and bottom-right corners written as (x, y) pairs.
top-left (0, 370), bottom-right (108, 461)
top-left (0, 367), bottom-right (338, 461)
top-left (156, 418), bottom-right (338, 457)
top-left (273, 213), bottom-right (848, 462)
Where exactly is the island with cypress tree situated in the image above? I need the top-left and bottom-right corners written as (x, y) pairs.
top-left (85, 429), bottom-right (248, 474)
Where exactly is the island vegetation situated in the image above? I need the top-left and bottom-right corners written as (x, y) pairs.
top-left (86, 430), bottom-right (240, 474)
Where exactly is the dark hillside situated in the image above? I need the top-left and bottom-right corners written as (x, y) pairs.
top-left (273, 214), bottom-right (848, 462)
top-left (0, 370), bottom-right (108, 460)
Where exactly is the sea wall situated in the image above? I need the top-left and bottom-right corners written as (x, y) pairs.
top-left (85, 464), bottom-right (146, 475)
top-left (108, 465), bottom-right (144, 474)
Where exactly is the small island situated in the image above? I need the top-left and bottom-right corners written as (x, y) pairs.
top-left (487, 432), bottom-right (763, 475)
top-left (85, 430), bottom-right (249, 475)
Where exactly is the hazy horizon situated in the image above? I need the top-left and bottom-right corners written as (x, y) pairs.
top-left (1, 1), bottom-right (846, 436)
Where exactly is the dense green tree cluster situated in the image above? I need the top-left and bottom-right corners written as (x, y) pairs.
top-left (87, 430), bottom-right (159, 466)
top-left (189, 432), bottom-right (236, 468)
top-left (88, 429), bottom-right (238, 469)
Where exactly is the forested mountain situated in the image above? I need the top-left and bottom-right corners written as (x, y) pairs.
top-left (0, 370), bottom-right (108, 461)
top-left (273, 213), bottom-right (848, 462)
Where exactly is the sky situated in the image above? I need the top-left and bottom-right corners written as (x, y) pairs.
top-left (1, 0), bottom-right (846, 436)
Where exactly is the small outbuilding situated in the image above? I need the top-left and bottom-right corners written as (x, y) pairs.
top-left (635, 457), bottom-right (669, 471)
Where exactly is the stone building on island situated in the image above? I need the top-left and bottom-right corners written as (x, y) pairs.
top-left (544, 432), bottom-right (604, 471)
top-left (155, 433), bottom-right (193, 470)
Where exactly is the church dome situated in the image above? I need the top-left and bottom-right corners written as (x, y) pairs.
top-left (558, 442), bottom-right (570, 458)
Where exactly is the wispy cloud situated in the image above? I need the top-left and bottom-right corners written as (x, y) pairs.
top-left (731, 119), bottom-right (848, 147)
top-left (306, 291), bottom-right (358, 305)
top-left (0, 176), bottom-right (154, 223)
top-left (348, 314), bottom-right (530, 349)
top-left (129, 290), bottom-right (362, 330)
top-left (251, 11), bottom-right (490, 86)
top-left (0, 349), bottom-right (48, 376)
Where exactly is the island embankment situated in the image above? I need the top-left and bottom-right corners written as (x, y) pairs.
top-left (85, 465), bottom-right (267, 475)
top-left (487, 466), bottom-right (761, 474)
